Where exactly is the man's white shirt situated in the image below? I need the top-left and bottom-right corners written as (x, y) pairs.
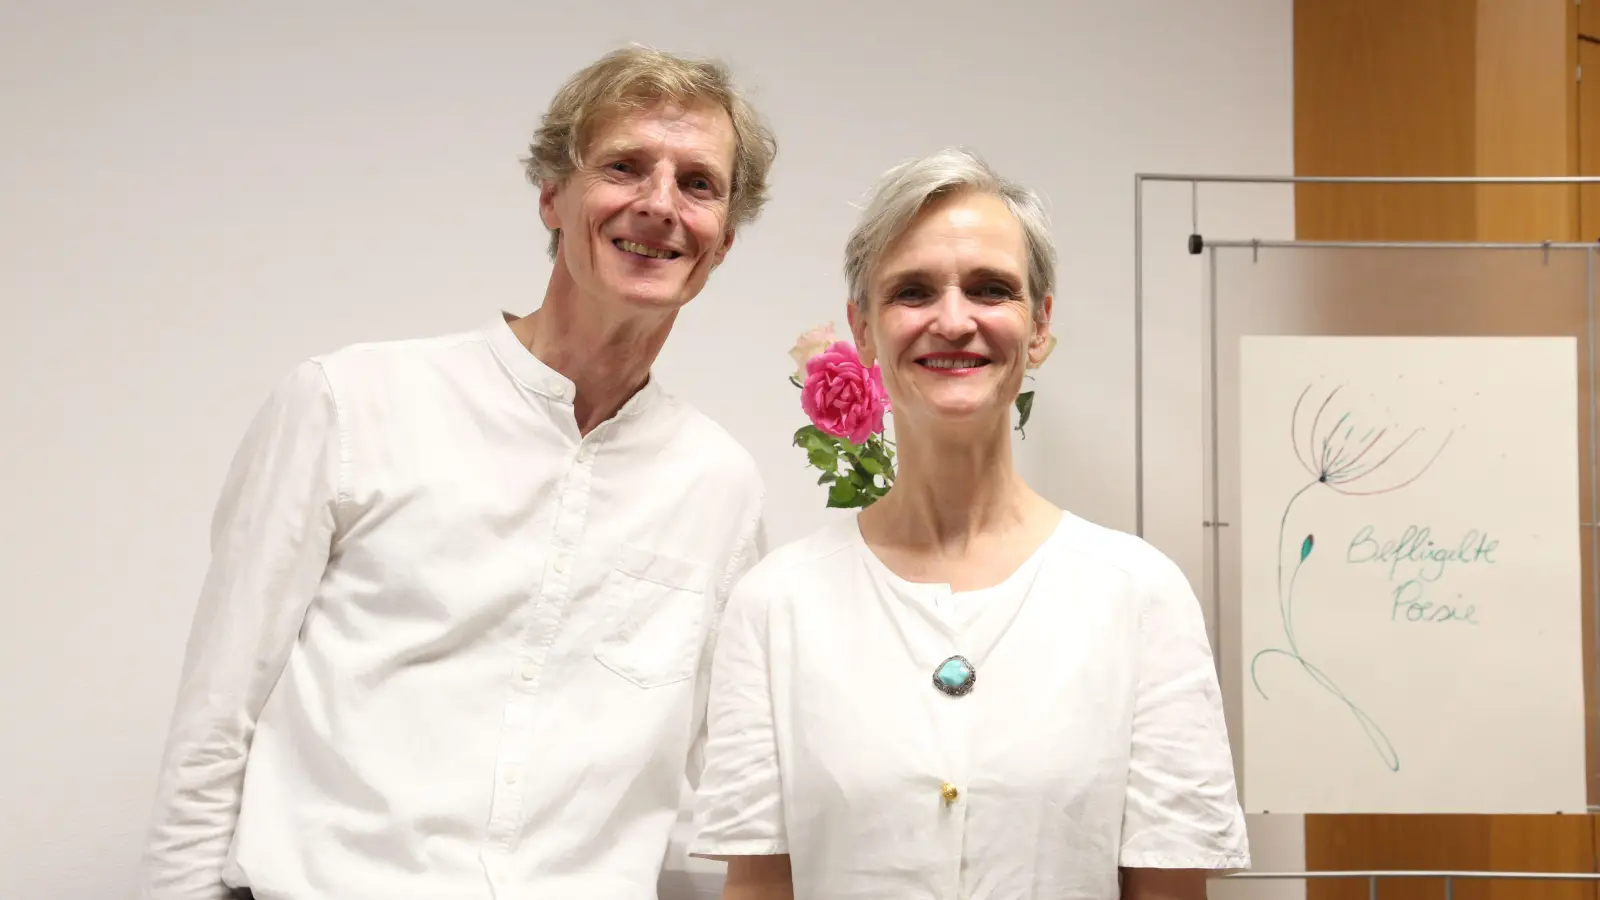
top-left (140, 313), bottom-right (765, 900)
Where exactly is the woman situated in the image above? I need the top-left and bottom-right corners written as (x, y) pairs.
top-left (688, 148), bottom-right (1248, 899)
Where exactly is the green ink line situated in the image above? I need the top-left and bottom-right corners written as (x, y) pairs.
top-left (1251, 480), bottom-right (1401, 772)
top-left (1247, 379), bottom-right (1457, 775)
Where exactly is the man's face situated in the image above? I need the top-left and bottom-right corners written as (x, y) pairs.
top-left (541, 100), bottom-right (739, 314)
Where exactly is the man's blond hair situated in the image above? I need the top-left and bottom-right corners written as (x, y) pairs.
top-left (523, 45), bottom-right (778, 259)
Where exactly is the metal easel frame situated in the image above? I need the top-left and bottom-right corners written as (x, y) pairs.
top-left (1131, 173), bottom-right (1600, 824)
top-left (1226, 870), bottom-right (1600, 897)
top-left (1132, 172), bottom-right (1600, 537)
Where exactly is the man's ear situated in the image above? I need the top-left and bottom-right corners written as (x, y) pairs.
top-left (712, 228), bottom-right (736, 267)
top-left (539, 179), bottom-right (562, 232)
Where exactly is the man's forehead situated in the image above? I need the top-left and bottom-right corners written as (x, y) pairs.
top-left (588, 103), bottom-right (735, 168)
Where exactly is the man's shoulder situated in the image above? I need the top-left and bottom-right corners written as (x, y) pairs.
top-left (280, 322), bottom-right (509, 420)
top-left (245, 323), bottom-right (490, 419)
top-left (654, 393), bottom-right (763, 490)
top-left (308, 323), bottom-right (491, 378)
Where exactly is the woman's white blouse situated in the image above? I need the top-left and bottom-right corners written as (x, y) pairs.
top-left (688, 512), bottom-right (1249, 899)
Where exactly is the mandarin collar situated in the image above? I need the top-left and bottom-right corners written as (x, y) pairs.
top-left (486, 311), bottom-right (663, 417)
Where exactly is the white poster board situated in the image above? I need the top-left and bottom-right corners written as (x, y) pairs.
top-left (1238, 335), bottom-right (1587, 814)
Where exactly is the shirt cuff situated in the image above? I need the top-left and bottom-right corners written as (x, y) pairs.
top-left (687, 838), bottom-right (789, 859)
top-left (1118, 851), bottom-right (1252, 870)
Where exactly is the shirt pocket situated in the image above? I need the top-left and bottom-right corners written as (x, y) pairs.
top-left (593, 543), bottom-right (712, 689)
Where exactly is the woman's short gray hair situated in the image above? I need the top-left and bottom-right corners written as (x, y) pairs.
top-left (843, 147), bottom-right (1055, 317)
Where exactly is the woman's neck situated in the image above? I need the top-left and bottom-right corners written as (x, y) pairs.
top-left (863, 413), bottom-right (1050, 556)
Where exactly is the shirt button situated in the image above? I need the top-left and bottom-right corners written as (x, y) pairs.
top-left (519, 661), bottom-right (538, 681)
top-left (941, 783), bottom-right (959, 804)
top-left (503, 766), bottom-right (521, 785)
top-left (553, 555), bottom-right (570, 574)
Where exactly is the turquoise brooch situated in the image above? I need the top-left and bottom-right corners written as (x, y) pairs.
top-left (933, 655), bottom-right (975, 696)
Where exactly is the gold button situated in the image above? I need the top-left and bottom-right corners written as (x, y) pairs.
top-left (941, 783), bottom-right (959, 804)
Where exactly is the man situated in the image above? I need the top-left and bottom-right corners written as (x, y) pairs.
top-left (138, 45), bottom-right (777, 900)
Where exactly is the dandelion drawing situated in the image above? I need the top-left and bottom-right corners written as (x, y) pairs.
top-left (1250, 381), bottom-right (1454, 772)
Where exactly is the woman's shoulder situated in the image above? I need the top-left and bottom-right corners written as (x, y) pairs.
top-left (1044, 510), bottom-right (1190, 590)
top-left (730, 515), bottom-right (864, 603)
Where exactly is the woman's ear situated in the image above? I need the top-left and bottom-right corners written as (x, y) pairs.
top-left (847, 300), bottom-right (876, 366)
top-left (1027, 294), bottom-right (1056, 369)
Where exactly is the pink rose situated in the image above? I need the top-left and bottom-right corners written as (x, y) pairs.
top-left (801, 341), bottom-right (890, 445)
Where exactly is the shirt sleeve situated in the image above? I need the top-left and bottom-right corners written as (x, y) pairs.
top-left (684, 505), bottom-right (766, 792)
top-left (1118, 550), bottom-right (1251, 870)
top-left (686, 560), bottom-right (788, 858)
top-left (138, 359), bottom-right (345, 899)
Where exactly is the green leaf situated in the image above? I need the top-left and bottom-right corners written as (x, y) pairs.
top-left (855, 443), bottom-right (895, 486)
top-left (817, 472), bottom-right (835, 485)
top-left (1299, 534), bottom-right (1315, 562)
top-left (808, 447), bottom-right (837, 471)
top-left (1014, 390), bottom-right (1035, 438)
top-left (827, 479), bottom-right (858, 507)
top-left (797, 424), bottom-right (839, 446)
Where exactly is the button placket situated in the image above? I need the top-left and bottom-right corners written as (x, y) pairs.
top-left (484, 439), bottom-right (601, 848)
top-left (934, 666), bottom-right (974, 897)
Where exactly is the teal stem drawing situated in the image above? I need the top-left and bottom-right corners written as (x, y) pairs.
top-left (1249, 383), bottom-right (1452, 773)
top-left (1250, 480), bottom-right (1400, 771)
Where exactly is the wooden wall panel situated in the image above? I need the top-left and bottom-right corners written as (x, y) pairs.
top-left (1581, 40), bottom-right (1600, 242)
top-left (1474, 0), bottom-right (1578, 242)
top-left (1293, 0), bottom-right (1477, 241)
top-left (1582, 0), bottom-right (1600, 41)
top-left (1292, 4), bottom-right (1595, 900)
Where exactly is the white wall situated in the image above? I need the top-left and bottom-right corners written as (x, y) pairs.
top-left (0, 2), bottom-right (1299, 897)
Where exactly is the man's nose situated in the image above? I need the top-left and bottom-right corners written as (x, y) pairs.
top-left (638, 169), bottom-right (679, 220)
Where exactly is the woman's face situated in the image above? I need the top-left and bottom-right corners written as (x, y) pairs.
top-left (850, 190), bottom-right (1053, 432)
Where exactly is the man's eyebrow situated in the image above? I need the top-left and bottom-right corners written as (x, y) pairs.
top-left (591, 140), bottom-right (641, 157)
top-left (687, 154), bottom-right (729, 172)
top-left (590, 144), bottom-right (730, 181)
